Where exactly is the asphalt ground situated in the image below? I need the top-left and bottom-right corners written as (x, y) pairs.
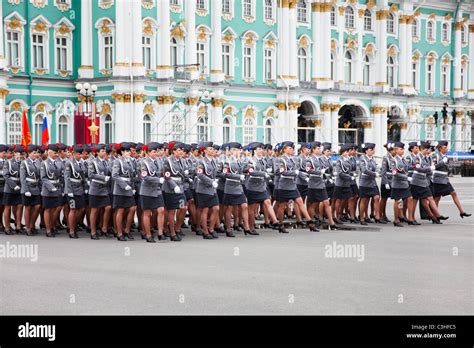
top-left (0, 176), bottom-right (472, 315)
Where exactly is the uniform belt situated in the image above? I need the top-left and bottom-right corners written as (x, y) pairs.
top-left (309, 174), bottom-right (322, 178)
top-left (91, 179), bottom-right (106, 184)
top-left (70, 178), bottom-right (82, 183)
top-left (281, 176), bottom-right (295, 180)
top-left (10, 177), bottom-right (19, 181)
top-left (116, 177), bottom-right (131, 182)
top-left (171, 177), bottom-right (182, 182)
top-left (226, 178), bottom-right (240, 183)
top-left (432, 170), bottom-right (448, 176)
top-left (413, 171), bottom-right (426, 177)
top-left (250, 176), bottom-right (264, 180)
top-left (25, 178), bottom-right (38, 183)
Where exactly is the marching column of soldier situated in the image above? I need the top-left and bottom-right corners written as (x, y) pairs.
top-left (0, 139), bottom-right (470, 243)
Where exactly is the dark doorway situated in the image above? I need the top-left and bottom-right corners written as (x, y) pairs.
top-left (387, 106), bottom-right (402, 142)
top-left (338, 105), bottom-right (364, 147)
top-left (297, 101), bottom-right (316, 143)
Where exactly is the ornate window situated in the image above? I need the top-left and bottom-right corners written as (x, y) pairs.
top-left (196, 42), bottom-right (207, 76)
top-left (364, 9), bottom-right (372, 31)
top-left (243, 117), bottom-right (255, 145)
top-left (32, 33), bottom-right (47, 71)
top-left (440, 56), bottom-right (451, 94)
top-left (103, 114), bottom-right (114, 144)
top-left (298, 48), bottom-right (309, 82)
top-left (241, 31), bottom-right (258, 81)
top-left (142, 19), bottom-right (157, 72)
top-left (171, 113), bottom-right (184, 142)
top-left (426, 20), bottom-right (435, 41)
top-left (363, 54), bottom-right (371, 86)
top-left (330, 51), bottom-right (336, 80)
top-left (425, 118), bottom-right (435, 141)
top-left (425, 53), bottom-right (437, 93)
top-left (222, 44), bottom-right (231, 77)
top-left (58, 115), bottom-right (69, 144)
top-left (461, 57), bottom-right (468, 93)
top-left (387, 55), bottom-right (396, 87)
top-left (196, 0), bottom-right (207, 11)
top-left (344, 50), bottom-right (353, 83)
top-left (95, 18), bottom-right (115, 74)
top-left (143, 114), bottom-right (152, 143)
top-left (4, 13), bottom-right (26, 71)
top-left (412, 18), bottom-right (419, 39)
top-left (387, 13), bottom-right (395, 34)
top-left (264, 0), bottom-right (275, 21)
top-left (345, 6), bottom-right (354, 29)
top-left (264, 48), bottom-right (276, 81)
top-left (54, 19), bottom-right (74, 76)
top-left (242, 0), bottom-right (255, 19)
top-left (223, 117), bottom-right (231, 143)
top-left (8, 112), bottom-right (22, 144)
top-left (412, 60), bottom-right (419, 91)
top-left (297, 0), bottom-right (309, 23)
top-left (330, 6), bottom-right (337, 26)
top-left (171, 37), bottom-right (178, 67)
top-left (264, 118), bottom-right (273, 144)
top-left (34, 114), bottom-right (43, 145)
top-left (222, 0), bottom-right (232, 16)
top-left (461, 25), bottom-right (467, 44)
top-left (441, 22), bottom-right (450, 43)
top-left (6, 30), bottom-right (21, 68)
top-left (197, 116), bottom-right (209, 141)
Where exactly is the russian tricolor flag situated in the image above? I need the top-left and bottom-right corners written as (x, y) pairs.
top-left (41, 116), bottom-right (49, 145)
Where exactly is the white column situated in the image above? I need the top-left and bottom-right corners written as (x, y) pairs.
top-left (288, 2), bottom-right (299, 87)
top-left (321, 2), bottom-right (333, 88)
top-left (114, 0), bottom-right (130, 76)
top-left (0, 2), bottom-right (4, 70)
top-left (398, 16), bottom-right (407, 88)
top-left (185, 0), bottom-right (199, 80)
top-left (469, 24), bottom-right (474, 99)
top-left (375, 1), bottom-right (388, 90)
top-left (405, 15), bottom-right (414, 93)
top-left (453, 12), bottom-right (464, 99)
top-left (78, 0), bottom-right (93, 78)
top-left (331, 104), bottom-right (340, 148)
top-left (157, 0), bottom-right (173, 79)
top-left (133, 97), bottom-right (145, 142)
top-left (321, 104), bottom-right (332, 143)
top-left (311, 1), bottom-right (321, 81)
top-left (355, 7), bottom-right (364, 84)
top-left (0, 90), bottom-right (8, 143)
top-left (211, 99), bottom-right (224, 143)
top-left (131, 0), bottom-right (145, 76)
top-left (277, 2), bottom-right (290, 88)
top-left (364, 123), bottom-right (374, 143)
top-left (210, 0), bottom-right (224, 83)
top-left (337, 6), bottom-right (344, 83)
top-left (113, 96), bottom-right (127, 142)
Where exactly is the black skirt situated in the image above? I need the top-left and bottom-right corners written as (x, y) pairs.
top-left (217, 189), bottom-right (225, 204)
top-left (89, 194), bottom-right (111, 208)
top-left (333, 186), bottom-right (353, 199)
top-left (223, 193), bottom-right (247, 205)
top-left (68, 195), bottom-right (86, 209)
top-left (0, 192), bottom-right (3, 205)
top-left (140, 195), bottom-right (164, 210)
top-left (433, 182), bottom-right (455, 197)
top-left (42, 196), bottom-right (63, 208)
top-left (273, 188), bottom-right (280, 201)
top-left (196, 193), bottom-right (219, 208)
top-left (278, 189), bottom-right (301, 202)
top-left (22, 194), bottom-right (41, 206)
top-left (307, 188), bottom-right (329, 203)
top-left (325, 185), bottom-right (334, 199)
top-left (247, 190), bottom-right (270, 204)
top-left (61, 194), bottom-right (68, 205)
top-left (391, 187), bottom-right (412, 200)
top-left (410, 185), bottom-right (432, 199)
top-left (359, 186), bottom-right (380, 198)
top-left (113, 195), bottom-right (136, 209)
top-left (380, 184), bottom-right (391, 198)
top-left (296, 184), bottom-right (308, 198)
top-left (350, 183), bottom-right (359, 196)
top-left (184, 189), bottom-right (193, 201)
top-left (163, 192), bottom-right (186, 210)
top-left (3, 192), bottom-right (22, 206)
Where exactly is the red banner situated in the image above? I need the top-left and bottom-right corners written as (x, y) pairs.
top-left (75, 112), bottom-right (100, 144)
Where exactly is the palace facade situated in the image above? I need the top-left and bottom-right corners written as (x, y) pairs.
top-left (0, 0), bottom-right (473, 156)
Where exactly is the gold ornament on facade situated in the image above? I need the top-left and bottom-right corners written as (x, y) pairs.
top-left (171, 24), bottom-right (186, 39)
top-left (36, 103), bottom-right (46, 112)
top-left (11, 102), bottom-right (23, 111)
top-left (223, 34), bottom-right (234, 43)
top-left (320, 104), bottom-right (331, 112)
top-left (275, 102), bottom-right (287, 110)
top-left (348, 0), bottom-right (357, 4)
top-left (442, 56), bottom-right (451, 65)
top-left (56, 1), bottom-right (70, 11)
top-left (313, 120), bottom-right (322, 127)
top-left (211, 98), bottom-right (225, 107)
top-left (35, 68), bottom-right (45, 75)
top-left (469, 25), bottom-right (474, 33)
top-left (243, 15), bottom-right (256, 23)
top-left (343, 121), bottom-right (351, 129)
top-left (142, 0), bottom-right (155, 9)
top-left (143, 103), bottom-right (154, 115)
top-left (59, 70), bottom-right (69, 77)
top-left (389, 3), bottom-right (398, 12)
top-left (112, 93), bottom-right (124, 103)
top-left (455, 18), bottom-right (467, 30)
top-left (265, 39), bottom-right (275, 48)
top-left (143, 20), bottom-right (154, 36)
top-left (33, 22), bottom-right (48, 33)
top-left (8, 18), bottom-right (23, 30)
top-left (365, 43), bottom-right (374, 55)
top-left (0, 89), bottom-right (10, 99)
top-left (123, 94), bottom-right (132, 103)
top-left (330, 104), bottom-right (340, 112)
top-left (388, 46), bottom-right (396, 57)
top-left (428, 13), bottom-right (436, 19)
top-left (198, 105), bottom-right (207, 116)
top-left (197, 27), bottom-right (209, 42)
top-left (224, 106), bottom-right (234, 115)
top-left (100, 69), bottom-right (112, 76)
top-left (311, 2), bottom-right (321, 12)
top-left (100, 104), bottom-right (112, 115)
top-left (399, 123), bottom-right (408, 130)
top-left (157, 96), bottom-right (175, 104)
top-left (133, 94), bottom-right (147, 103)
top-left (347, 39), bottom-right (356, 49)
top-left (366, 0), bottom-right (375, 10)
top-left (412, 53), bottom-right (420, 61)
top-left (358, 8), bottom-right (364, 18)
top-left (245, 107), bottom-right (255, 118)
top-left (288, 102), bottom-right (301, 110)
top-left (444, 13), bottom-right (452, 20)
top-left (299, 36), bottom-right (309, 48)
top-left (7, 0), bottom-right (21, 4)
top-left (57, 24), bottom-right (71, 36)
top-left (170, 3), bottom-right (182, 13)
top-left (266, 108), bottom-right (275, 118)
top-left (99, 0), bottom-right (114, 9)
top-left (331, 40), bottom-right (336, 50)
top-left (376, 10), bottom-right (389, 20)
top-left (244, 32), bottom-right (257, 45)
top-left (360, 122), bottom-right (372, 129)
top-left (31, 0), bottom-right (47, 8)
top-left (288, 0), bottom-right (298, 9)
top-left (185, 97), bottom-right (200, 106)
top-left (338, 6), bottom-right (345, 16)
top-left (100, 20), bottom-right (112, 34)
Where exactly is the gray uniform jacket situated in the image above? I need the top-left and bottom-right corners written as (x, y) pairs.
top-left (41, 157), bottom-right (62, 197)
top-left (335, 156), bottom-right (354, 188)
top-left (223, 156), bottom-right (244, 195)
top-left (381, 154), bottom-right (394, 187)
top-left (56, 158), bottom-right (66, 195)
top-left (306, 155), bottom-right (325, 190)
top-left (431, 151), bottom-right (449, 185)
top-left (277, 155), bottom-right (298, 191)
top-left (4, 159), bottom-right (22, 194)
top-left (319, 155), bottom-right (335, 188)
top-left (131, 158), bottom-right (141, 193)
top-left (20, 157), bottom-right (41, 195)
top-left (88, 157), bottom-right (111, 197)
top-left (410, 154), bottom-right (431, 188)
top-left (112, 158), bottom-right (135, 196)
top-left (295, 155), bottom-right (310, 186)
top-left (180, 157), bottom-right (194, 192)
top-left (195, 156), bottom-right (218, 195)
top-left (244, 156), bottom-right (268, 193)
top-left (64, 159), bottom-right (86, 196)
top-left (405, 152), bottom-right (418, 177)
top-left (272, 157), bottom-right (281, 191)
top-left (139, 156), bottom-right (163, 197)
top-left (358, 155), bottom-right (378, 188)
top-left (162, 155), bottom-right (185, 194)
top-left (349, 156), bottom-right (359, 187)
top-left (390, 155), bottom-right (409, 189)
top-left (0, 158), bottom-right (5, 193)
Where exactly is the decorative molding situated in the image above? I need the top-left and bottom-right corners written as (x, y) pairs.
top-left (275, 102), bottom-right (287, 110)
top-left (320, 103), bottom-right (332, 112)
top-left (30, 0), bottom-right (47, 8)
top-left (376, 10), bottom-right (389, 20)
top-left (157, 96), bottom-right (175, 104)
top-left (142, 0), bottom-right (155, 9)
top-left (99, 0), bottom-right (114, 9)
top-left (0, 89), bottom-right (10, 99)
top-left (185, 97), bottom-right (200, 106)
top-left (360, 121), bottom-right (372, 129)
top-left (171, 23), bottom-right (186, 39)
top-left (134, 94), bottom-right (147, 103)
top-left (330, 104), bottom-right (340, 112)
top-left (211, 98), bottom-right (226, 107)
top-left (366, 0), bottom-right (375, 10)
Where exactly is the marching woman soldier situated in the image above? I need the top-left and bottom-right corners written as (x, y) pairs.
top-left (20, 145), bottom-right (42, 236)
top-left (306, 141), bottom-right (338, 229)
top-left (162, 142), bottom-right (187, 242)
top-left (112, 142), bottom-right (137, 241)
top-left (244, 142), bottom-right (279, 233)
top-left (295, 143), bottom-right (311, 202)
top-left (333, 144), bottom-right (354, 224)
top-left (380, 143), bottom-right (395, 223)
top-left (40, 144), bottom-right (63, 237)
top-left (88, 144), bottom-right (112, 239)
top-left (390, 142), bottom-right (416, 227)
top-left (56, 144), bottom-right (69, 230)
top-left (409, 141), bottom-right (446, 224)
top-left (64, 145), bottom-right (87, 238)
top-left (139, 142), bottom-right (166, 243)
top-left (3, 145), bottom-right (24, 235)
top-left (276, 141), bottom-right (318, 233)
top-left (222, 142), bottom-right (256, 236)
top-left (78, 144), bottom-right (92, 232)
top-left (358, 143), bottom-right (385, 225)
top-left (181, 144), bottom-right (197, 231)
top-left (195, 142), bottom-right (221, 239)
top-left (348, 144), bottom-right (360, 223)
top-left (320, 142), bottom-right (336, 221)
top-left (432, 140), bottom-right (471, 218)
top-left (0, 145), bottom-right (8, 232)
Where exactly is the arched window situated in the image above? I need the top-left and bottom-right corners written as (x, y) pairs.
top-left (103, 114), bottom-right (114, 144)
top-left (8, 112), bottom-right (22, 144)
top-left (364, 9), bottom-right (372, 31)
top-left (171, 113), bottom-right (184, 141)
top-left (426, 58), bottom-right (435, 92)
top-left (387, 13), bottom-right (395, 34)
top-left (264, 118), bottom-right (273, 144)
top-left (412, 19), bottom-right (419, 38)
top-left (34, 114), bottom-right (43, 145)
top-left (96, 18), bottom-right (115, 72)
top-left (298, 48), bottom-right (308, 81)
top-left (441, 125), bottom-right (448, 140)
top-left (412, 59), bottom-right (419, 91)
top-left (440, 60), bottom-right (450, 94)
top-left (363, 54), bottom-right (371, 86)
top-left (344, 51), bottom-right (353, 83)
top-left (243, 117), bottom-right (255, 145)
top-left (223, 117), bottom-right (231, 143)
top-left (461, 25), bottom-right (467, 44)
top-left (330, 6), bottom-right (336, 26)
top-left (461, 59), bottom-right (467, 92)
top-left (264, 0), bottom-right (274, 21)
top-left (58, 115), bottom-right (68, 144)
top-left (197, 115), bottom-right (208, 141)
top-left (143, 114), bottom-right (152, 143)
top-left (297, 0), bottom-right (308, 23)
top-left (387, 56), bottom-right (396, 87)
top-left (441, 23), bottom-right (449, 42)
top-left (427, 20), bottom-right (435, 41)
top-left (170, 37), bottom-right (178, 67)
top-left (345, 6), bottom-right (354, 28)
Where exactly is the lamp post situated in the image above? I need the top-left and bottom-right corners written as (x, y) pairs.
top-left (76, 83), bottom-right (98, 143)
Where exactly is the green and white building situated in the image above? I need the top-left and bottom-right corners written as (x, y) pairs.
top-left (0, 0), bottom-right (473, 156)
